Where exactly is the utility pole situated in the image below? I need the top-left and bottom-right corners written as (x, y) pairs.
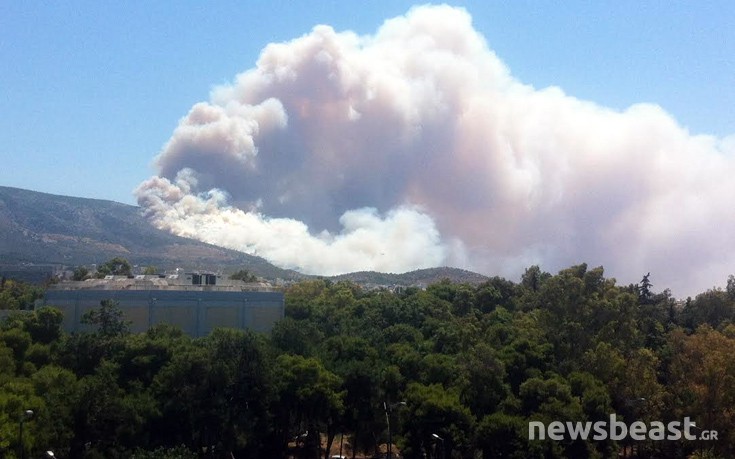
top-left (384, 401), bottom-right (406, 458)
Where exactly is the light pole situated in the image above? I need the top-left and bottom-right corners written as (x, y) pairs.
top-left (19, 409), bottom-right (34, 459)
top-left (384, 401), bottom-right (406, 459)
top-left (431, 433), bottom-right (444, 459)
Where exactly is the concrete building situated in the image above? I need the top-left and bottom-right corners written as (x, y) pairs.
top-left (42, 273), bottom-right (284, 337)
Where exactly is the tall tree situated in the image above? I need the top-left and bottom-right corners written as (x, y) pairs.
top-left (96, 257), bottom-right (133, 277)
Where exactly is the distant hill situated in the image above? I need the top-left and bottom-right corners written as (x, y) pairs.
top-left (332, 267), bottom-right (490, 287)
top-left (0, 186), bottom-right (304, 280)
top-left (0, 186), bottom-right (492, 287)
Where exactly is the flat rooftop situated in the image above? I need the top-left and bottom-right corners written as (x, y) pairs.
top-left (48, 273), bottom-right (279, 292)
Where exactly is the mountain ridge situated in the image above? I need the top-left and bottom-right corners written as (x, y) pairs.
top-left (331, 266), bottom-right (489, 286)
top-left (0, 185), bottom-right (303, 280)
top-left (0, 186), bottom-right (490, 286)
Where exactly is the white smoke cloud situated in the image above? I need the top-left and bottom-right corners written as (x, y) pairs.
top-left (137, 168), bottom-right (451, 274)
top-left (136, 4), bottom-right (735, 297)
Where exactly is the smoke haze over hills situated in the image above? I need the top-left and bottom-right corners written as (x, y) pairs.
top-left (135, 5), bottom-right (735, 297)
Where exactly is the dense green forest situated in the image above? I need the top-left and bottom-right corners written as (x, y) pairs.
top-left (1, 265), bottom-right (735, 458)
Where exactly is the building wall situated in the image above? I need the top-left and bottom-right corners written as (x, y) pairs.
top-left (43, 289), bottom-right (284, 336)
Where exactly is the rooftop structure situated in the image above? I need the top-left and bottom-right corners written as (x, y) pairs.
top-left (48, 272), bottom-right (277, 291)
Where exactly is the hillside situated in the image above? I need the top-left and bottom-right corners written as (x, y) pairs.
top-left (0, 186), bottom-right (303, 280)
top-left (331, 266), bottom-right (490, 287)
top-left (0, 186), bottom-right (494, 287)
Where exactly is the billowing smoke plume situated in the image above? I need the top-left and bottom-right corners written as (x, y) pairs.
top-left (136, 5), bottom-right (735, 296)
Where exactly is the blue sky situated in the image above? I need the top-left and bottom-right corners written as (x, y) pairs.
top-left (1, 1), bottom-right (733, 205)
top-left (3, 2), bottom-right (735, 294)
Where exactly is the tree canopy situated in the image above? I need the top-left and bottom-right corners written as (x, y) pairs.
top-left (96, 257), bottom-right (133, 277)
top-left (1, 264), bottom-right (734, 458)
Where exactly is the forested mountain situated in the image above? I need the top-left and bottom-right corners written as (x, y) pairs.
top-left (0, 186), bottom-right (302, 280)
top-left (2, 264), bottom-right (734, 458)
top-left (0, 186), bottom-right (493, 287)
top-left (332, 267), bottom-right (489, 286)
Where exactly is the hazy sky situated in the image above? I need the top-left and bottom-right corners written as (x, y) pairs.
top-left (2, 2), bottom-right (734, 296)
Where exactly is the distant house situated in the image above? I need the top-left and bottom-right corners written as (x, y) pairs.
top-left (42, 273), bottom-right (284, 336)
